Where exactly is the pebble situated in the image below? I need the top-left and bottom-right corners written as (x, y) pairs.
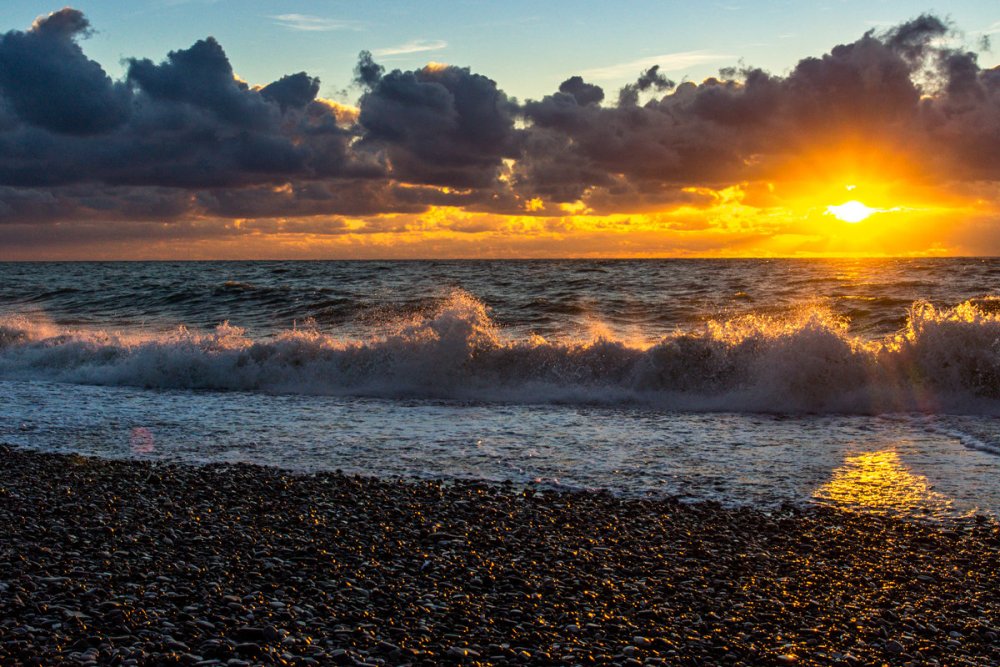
top-left (0, 445), bottom-right (997, 666)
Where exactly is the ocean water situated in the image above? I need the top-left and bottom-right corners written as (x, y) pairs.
top-left (2, 259), bottom-right (1000, 518)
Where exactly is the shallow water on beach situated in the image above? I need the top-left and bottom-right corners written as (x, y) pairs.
top-left (3, 259), bottom-right (1000, 518)
top-left (2, 379), bottom-right (1000, 519)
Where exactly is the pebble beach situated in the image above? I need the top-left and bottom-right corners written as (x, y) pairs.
top-left (1, 445), bottom-right (998, 666)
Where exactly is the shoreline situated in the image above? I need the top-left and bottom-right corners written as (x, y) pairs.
top-left (1, 445), bottom-right (998, 666)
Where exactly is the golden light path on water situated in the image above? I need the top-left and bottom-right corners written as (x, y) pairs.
top-left (813, 450), bottom-right (955, 517)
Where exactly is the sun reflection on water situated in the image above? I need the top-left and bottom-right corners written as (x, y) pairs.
top-left (813, 450), bottom-right (953, 517)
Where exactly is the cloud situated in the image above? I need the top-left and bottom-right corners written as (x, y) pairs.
top-left (617, 64), bottom-right (675, 106)
top-left (127, 37), bottom-right (279, 129)
top-left (557, 76), bottom-right (604, 106)
top-left (581, 50), bottom-right (735, 80)
top-left (269, 14), bottom-right (361, 32)
top-left (373, 39), bottom-right (447, 57)
top-left (0, 10), bottom-right (999, 257)
top-left (0, 19), bottom-right (381, 193)
top-left (355, 58), bottom-right (518, 188)
top-left (259, 72), bottom-right (320, 111)
top-left (512, 14), bottom-right (1000, 216)
top-left (0, 8), bottom-right (131, 135)
top-left (354, 50), bottom-right (384, 87)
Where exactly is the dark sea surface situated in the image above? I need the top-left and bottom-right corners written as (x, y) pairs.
top-left (2, 259), bottom-right (1000, 517)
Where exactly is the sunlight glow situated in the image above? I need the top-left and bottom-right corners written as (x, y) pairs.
top-left (826, 200), bottom-right (878, 223)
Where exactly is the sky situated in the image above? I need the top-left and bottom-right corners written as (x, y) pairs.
top-left (0, 1), bottom-right (998, 258)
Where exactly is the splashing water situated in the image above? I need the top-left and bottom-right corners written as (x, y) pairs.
top-left (3, 291), bottom-right (1000, 414)
top-left (4, 259), bottom-right (1000, 517)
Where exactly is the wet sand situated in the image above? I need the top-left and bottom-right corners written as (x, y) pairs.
top-left (0, 445), bottom-right (998, 666)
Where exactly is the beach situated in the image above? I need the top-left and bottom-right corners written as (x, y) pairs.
top-left (4, 2), bottom-right (1000, 662)
top-left (1, 445), bottom-right (997, 666)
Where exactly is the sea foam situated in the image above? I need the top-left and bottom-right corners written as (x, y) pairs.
top-left (4, 291), bottom-right (1000, 415)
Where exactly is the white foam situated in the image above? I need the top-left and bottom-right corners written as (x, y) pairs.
top-left (4, 293), bottom-right (1000, 415)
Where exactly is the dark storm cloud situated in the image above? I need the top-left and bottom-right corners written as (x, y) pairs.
top-left (0, 10), bottom-right (371, 197)
top-left (780, 33), bottom-right (921, 130)
top-left (0, 219), bottom-right (238, 255)
top-left (558, 76), bottom-right (604, 106)
top-left (0, 9), bottom-right (999, 236)
top-left (617, 65), bottom-right (675, 107)
top-left (260, 73), bottom-right (321, 111)
top-left (198, 180), bottom-right (437, 218)
top-left (355, 60), bottom-right (518, 188)
top-left (0, 176), bottom-right (507, 228)
top-left (519, 76), bottom-right (748, 207)
top-left (0, 8), bottom-right (131, 135)
top-left (883, 14), bottom-right (949, 62)
top-left (127, 37), bottom-right (278, 130)
top-left (921, 61), bottom-right (1000, 178)
top-left (0, 185), bottom-right (191, 224)
top-left (353, 50), bottom-right (384, 88)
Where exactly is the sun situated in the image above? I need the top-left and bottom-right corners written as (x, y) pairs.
top-left (826, 200), bottom-right (877, 223)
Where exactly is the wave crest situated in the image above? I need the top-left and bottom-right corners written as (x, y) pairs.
top-left (4, 292), bottom-right (1000, 414)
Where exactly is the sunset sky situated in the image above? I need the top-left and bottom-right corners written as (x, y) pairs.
top-left (0, 2), bottom-right (998, 259)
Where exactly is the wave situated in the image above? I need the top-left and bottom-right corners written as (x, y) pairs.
top-left (4, 291), bottom-right (1000, 414)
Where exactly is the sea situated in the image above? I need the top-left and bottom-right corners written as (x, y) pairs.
top-left (2, 258), bottom-right (1000, 519)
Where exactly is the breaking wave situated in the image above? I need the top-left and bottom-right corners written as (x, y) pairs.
top-left (4, 291), bottom-right (1000, 414)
